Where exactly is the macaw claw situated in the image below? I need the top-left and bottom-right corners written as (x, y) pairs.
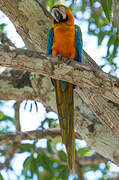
top-left (67, 57), bottom-right (72, 65)
top-left (57, 54), bottom-right (63, 60)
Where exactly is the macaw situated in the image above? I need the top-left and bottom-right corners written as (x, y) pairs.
top-left (47, 5), bottom-right (82, 173)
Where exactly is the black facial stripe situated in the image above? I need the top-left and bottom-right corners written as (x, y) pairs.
top-left (54, 15), bottom-right (68, 24)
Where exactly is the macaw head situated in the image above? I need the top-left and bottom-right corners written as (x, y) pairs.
top-left (51, 5), bottom-right (74, 26)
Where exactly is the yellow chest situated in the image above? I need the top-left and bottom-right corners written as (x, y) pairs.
top-left (52, 24), bottom-right (76, 59)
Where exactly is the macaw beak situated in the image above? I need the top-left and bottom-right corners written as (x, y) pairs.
top-left (52, 8), bottom-right (62, 22)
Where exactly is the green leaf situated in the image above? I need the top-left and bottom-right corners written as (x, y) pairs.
top-left (38, 151), bottom-right (54, 174)
top-left (47, 140), bottom-right (54, 154)
top-left (30, 157), bottom-right (39, 177)
top-left (56, 165), bottom-right (69, 180)
top-left (22, 155), bottom-right (40, 178)
top-left (0, 23), bottom-right (6, 30)
top-left (58, 150), bottom-right (67, 162)
top-left (0, 173), bottom-right (4, 180)
top-left (113, 37), bottom-right (119, 57)
top-left (23, 156), bottom-right (33, 178)
top-left (39, 170), bottom-right (53, 180)
top-left (106, 164), bottom-right (110, 170)
top-left (91, 164), bottom-right (99, 170)
top-left (107, 35), bottom-right (115, 47)
top-left (98, 32), bottom-right (105, 46)
top-left (78, 148), bottom-right (90, 156)
top-left (100, 0), bottom-right (112, 22)
top-left (89, 0), bottom-right (93, 7)
top-left (18, 143), bottom-right (35, 153)
top-left (0, 111), bottom-right (13, 122)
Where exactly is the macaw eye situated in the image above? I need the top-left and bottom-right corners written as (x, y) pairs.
top-left (59, 7), bottom-right (66, 19)
top-left (51, 6), bottom-right (67, 23)
top-left (59, 7), bottom-right (65, 12)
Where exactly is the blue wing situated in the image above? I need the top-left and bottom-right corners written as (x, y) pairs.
top-left (47, 27), bottom-right (67, 91)
top-left (47, 28), bottom-right (54, 55)
top-left (75, 25), bottom-right (83, 63)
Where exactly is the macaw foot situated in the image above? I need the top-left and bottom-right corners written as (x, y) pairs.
top-left (57, 54), bottom-right (63, 61)
top-left (67, 57), bottom-right (72, 65)
top-left (51, 78), bottom-right (55, 87)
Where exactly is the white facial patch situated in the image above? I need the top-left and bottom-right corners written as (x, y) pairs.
top-left (52, 6), bottom-right (67, 21)
top-left (59, 7), bottom-right (66, 20)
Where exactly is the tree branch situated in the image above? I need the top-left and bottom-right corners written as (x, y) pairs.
top-left (0, 45), bottom-right (119, 105)
top-left (77, 155), bottom-right (108, 166)
top-left (0, 143), bottom-right (17, 170)
top-left (34, 147), bottom-right (108, 167)
top-left (1, 45), bottom-right (119, 147)
top-left (75, 152), bottom-right (84, 180)
top-left (0, 128), bottom-right (81, 144)
top-left (113, 0), bottom-right (119, 30)
top-left (14, 101), bottom-right (22, 131)
top-left (0, 69), bottom-right (38, 100)
top-left (0, 0), bottom-right (51, 51)
top-left (0, 68), bottom-right (118, 165)
top-left (0, 47), bottom-right (119, 166)
top-left (0, 32), bottom-right (16, 47)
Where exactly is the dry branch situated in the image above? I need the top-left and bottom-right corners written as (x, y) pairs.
top-left (14, 101), bottom-right (22, 131)
top-left (78, 155), bottom-right (108, 166)
top-left (0, 143), bottom-right (18, 170)
top-left (0, 128), bottom-right (81, 144)
top-left (0, 45), bottom-right (119, 104)
top-left (0, 32), bottom-right (16, 47)
top-left (113, 0), bottom-right (119, 30)
top-left (1, 46), bottom-right (119, 146)
top-left (39, 147), bottom-right (108, 167)
top-left (0, 68), bottom-right (118, 166)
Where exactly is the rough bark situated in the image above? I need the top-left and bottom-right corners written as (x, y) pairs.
top-left (0, 0), bottom-right (119, 167)
top-left (0, 50), bottom-right (119, 166)
top-left (113, 0), bottom-right (119, 30)
top-left (0, 0), bottom-right (51, 51)
top-left (0, 45), bottom-right (119, 104)
top-left (77, 155), bottom-right (108, 166)
top-left (1, 46), bottom-right (119, 146)
top-left (14, 101), bottom-right (22, 131)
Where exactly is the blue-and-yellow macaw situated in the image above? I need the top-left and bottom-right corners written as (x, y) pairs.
top-left (47, 5), bottom-right (83, 173)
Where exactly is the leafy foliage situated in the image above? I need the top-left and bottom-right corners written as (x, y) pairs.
top-left (68, 0), bottom-right (118, 73)
top-left (0, 101), bottom-right (114, 180)
top-left (0, 23), bottom-right (6, 31)
top-left (100, 0), bottom-right (112, 22)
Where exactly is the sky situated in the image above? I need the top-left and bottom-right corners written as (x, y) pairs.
top-left (0, 2), bottom-right (119, 180)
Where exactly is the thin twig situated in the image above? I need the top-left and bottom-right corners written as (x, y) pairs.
top-left (31, 147), bottom-right (108, 167)
top-left (75, 151), bottom-right (84, 180)
top-left (0, 143), bottom-right (18, 170)
top-left (14, 101), bottom-right (22, 131)
top-left (0, 32), bottom-right (16, 47)
top-left (0, 128), bottom-right (81, 144)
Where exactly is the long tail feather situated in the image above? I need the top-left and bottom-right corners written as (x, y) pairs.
top-left (55, 80), bottom-right (75, 173)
